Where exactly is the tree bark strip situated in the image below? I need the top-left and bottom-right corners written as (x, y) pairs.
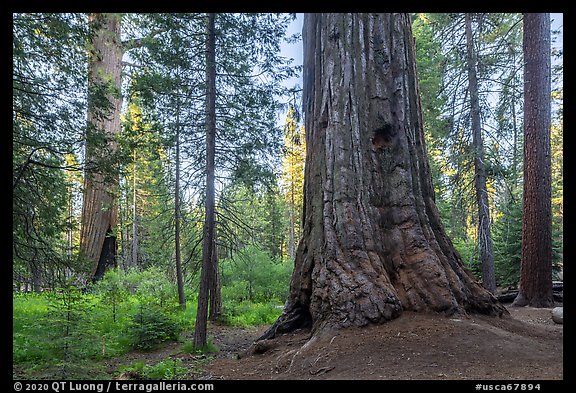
top-left (131, 150), bottom-right (139, 269)
top-left (209, 238), bottom-right (222, 321)
top-left (175, 97), bottom-right (186, 310)
top-left (261, 13), bottom-right (505, 340)
top-left (513, 13), bottom-right (553, 308)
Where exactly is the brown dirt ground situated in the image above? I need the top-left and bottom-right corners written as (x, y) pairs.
top-left (196, 304), bottom-right (563, 380)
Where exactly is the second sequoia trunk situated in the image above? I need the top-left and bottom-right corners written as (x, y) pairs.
top-left (262, 13), bottom-right (504, 339)
top-left (81, 13), bottom-right (122, 282)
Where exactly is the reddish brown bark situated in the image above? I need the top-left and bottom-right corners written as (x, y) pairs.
top-left (261, 13), bottom-right (505, 339)
top-left (81, 13), bottom-right (122, 282)
top-left (513, 13), bottom-right (553, 308)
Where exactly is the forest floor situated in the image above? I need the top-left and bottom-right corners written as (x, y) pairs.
top-left (106, 303), bottom-right (563, 381)
top-left (196, 304), bottom-right (563, 380)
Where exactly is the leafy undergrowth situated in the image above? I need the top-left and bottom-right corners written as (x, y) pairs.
top-left (223, 302), bottom-right (282, 327)
top-left (13, 267), bottom-right (283, 380)
top-left (117, 359), bottom-right (189, 380)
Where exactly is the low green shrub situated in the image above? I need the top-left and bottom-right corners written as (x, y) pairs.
top-left (220, 245), bottom-right (292, 303)
top-left (128, 305), bottom-right (181, 351)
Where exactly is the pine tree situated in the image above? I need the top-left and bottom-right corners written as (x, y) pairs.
top-left (194, 12), bottom-right (217, 348)
top-left (13, 13), bottom-right (89, 290)
top-left (464, 13), bottom-right (496, 294)
top-left (413, 13), bottom-right (526, 288)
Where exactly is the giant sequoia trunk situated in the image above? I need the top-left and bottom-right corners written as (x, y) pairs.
top-left (81, 13), bottom-right (122, 282)
top-left (261, 13), bottom-right (505, 339)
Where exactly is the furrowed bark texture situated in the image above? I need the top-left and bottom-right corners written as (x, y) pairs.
top-left (513, 13), bottom-right (553, 308)
top-left (81, 13), bottom-right (122, 282)
top-left (262, 13), bottom-right (504, 339)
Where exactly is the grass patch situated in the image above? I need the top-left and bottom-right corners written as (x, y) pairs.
top-left (13, 293), bottom-right (57, 364)
top-left (222, 301), bottom-right (283, 326)
top-left (181, 337), bottom-right (219, 355)
top-left (118, 358), bottom-right (188, 380)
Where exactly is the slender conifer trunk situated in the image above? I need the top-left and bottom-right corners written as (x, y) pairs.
top-left (175, 98), bottom-right (186, 310)
top-left (464, 13), bottom-right (496, 294)
top-left (194, 12), bottom-right (217, 347)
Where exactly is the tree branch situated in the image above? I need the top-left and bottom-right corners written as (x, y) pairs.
top-left (122, 28), bottom-right (167, 51)
top-left (121, 61), bottom-right (147, 69)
